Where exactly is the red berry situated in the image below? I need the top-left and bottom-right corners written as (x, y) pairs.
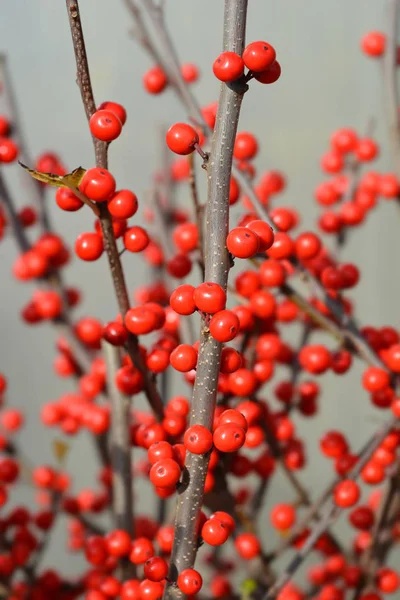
top-left (173, 223), bottom-right (198, 252)
top-left (0, 138), bottom-right (19, 163)
top-left (254, 61), bottom-right (281, 84)
top-left (218, 408), bottom-right (248, 432)
top-left (227, 227), bottom-right (260, 258)
top-left (201, 518), bottom-right (230, 546)
top-left (130, 538), bottom-right (155, 565)
top-left (299, 345), bottom-right (331, 375)
top-left (144, 556), bottom-right (168, 582)
top-left (209, 310), bottom-right (240, 342)
top-left (124, 226), bottom-right (150, 253)
top-left (170, 344), bottom-right (197, 372)
top-left (143, 66), bottom-right (168, 94)
top-left (184, 425), bottom-right (213, 454)
top-left (194, 282), bottom-right (226, 314)
top-left (266, 232), bottom-right (294, 259)
top-left (108, 190), bottom-right (138, 219)
top-left (246, 220), bottom-right (274, 250)
top-left (166, 123), bottom-right (199, 155)
top-left (90, 110), bottom-right (122, 142)
top-left (213, 423), bottom-right (246, 452)
top-left (361, 32), bottom-right (386, 57)
top-left (362, 367), bottom-right (390, 392)
top-left (234, 132), bottom-right (258, 160)
top-left (106, 529), bottom-right (132, 557)
top-left (234, 533), bottom-right (261, 559)
top-left (213, 52), bottom-right (244, 82)
top-left (149, 459), bottom-right (181, 488)
top-left (177, 568), bottom-right (203, 595)
top-left (295, 232), bottom-right (322, 260)
top-left (80, 168), bottom-right (116, 202)
top-left (55, 188), bottom-right (83, 212)
top-left (376, 568), bottom-right (399, 593)
top-left (270, 504), bottom-right (296, 530)
top-left (103, 321), bottom-right (128, 346)
top-left (181, 63), bottom-right (199, 83)
top-left (243, 41), bottom-right (276, 72)
top-left (75, 232), bottom-right (103, 261)
top-left (355, 138), bottom-right (379, 162)
top-left (170, 284), bottom-right (196, 315)
top-left (334, 480), bottom-right (360, 508)
top-left (98, 101), bottom-right (127, 125)
top-left (125, 306), bottom-right (158, 335)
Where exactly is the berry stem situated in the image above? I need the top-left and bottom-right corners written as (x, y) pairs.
top-left (65, 0), bottom-right (165, 422)
top-left (163, 2), bottom-right (249, 598)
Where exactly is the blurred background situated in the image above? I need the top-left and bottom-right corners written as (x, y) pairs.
top-left (0, 0), bottom-right (398, 581)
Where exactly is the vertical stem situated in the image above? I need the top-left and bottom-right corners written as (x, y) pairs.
top-left (163, 2), bottom-right (248, 599)
top-left (383, 0), bottom-right (400, 177)
top-left (103, 341), bottom-right (133, 535)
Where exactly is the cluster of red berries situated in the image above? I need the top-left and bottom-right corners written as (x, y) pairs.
top-left (213, 40), bottom-right (281, 85)
top-left (143, 62), bottom-right (199, 95)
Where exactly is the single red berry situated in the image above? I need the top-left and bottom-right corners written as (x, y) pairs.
top-left (331, 128), bottom-right (358, 153)
top-left (243, 41), bottom-right (276, 72)
top-left (355, 138), bottom-right (379, 162)
top-left (295, 232), bottom-right (322, 260)
top-left (103, 321), bottom-right (128, 346)
top-left (124, 226), bottom-right (150, 253)
top-left (376, 568), bottom-right (399, 593)
top-left (80, 168), bottom-right (116, 202)
top-left (234, 533), bottom-right (261, 559)
top-left (246, 220), bottom-right (274, 250)
top-left (170, 344), bottom-right (197, 372)
top-left (125, 306), bottom-right (158, 335)
top-left (213, 52), bottom-right (244, 82)
top-left (55, 188), bottom-right (83, 211)
top-left (334, 480), bottom-right (360, 508)
top-left (299, 345), bottom-right (331, 375)
top-left (234, 132), bottom-right (258, 160)
top-left (89, 110), bottom-right (122, 142)
top-left (106, 529), bottom-right (132, 557)
top-left (193, 282), bottom-right (226, 314)
top-left (266, 232), bottom-right (294, 259)
top-left (98, 101), bottom-right (127, 125)
top-left (227, 227), bottom-right (260, 258)
top-left (143, 66), bottom-right (168, 94)
top-left (172, 223), bottom-right (198, 252)
top-left (144, 556), bottom-right (168, 582)
top-left (209, 310), bottom-right (240, 342)
top-left (169, 284), bottom-right (196, 315)
top-left (254, 61), bottom-right (281, 84)
top-left (184, 425), bottom-right (213, 454)
top-left (201, 518), bottom-right (230, 546)
top-left (270, 504), bottom-right (296, 530)
top-left (75, 232), bottom-right (103, 261)
top-left (149, 459), bottom-right (181, 488)
top-left (129, 538), bottom-right (155, 565)
top-left (177, 568), bottom-right (203, 595)
top-left (166, 123), bottom-right (199, 155)
top-left (0, 138), bottom-right (19, 163)
top-left (220, 347), bottom-right (242, 373)
top-left (361, 32), bottom-right (386, 57)
top-left (180, 62), bottom-right (199, 83)
top-left (362, 367), bottom-right (390, 392)
top-left (213, 423), bottom-right (246, 452)
top-left (108, 190), bottom-right (138, 219)
top-left (0, 116), bottom-right (10, 137)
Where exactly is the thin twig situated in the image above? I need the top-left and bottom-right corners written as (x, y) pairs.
top-left (188, 154), bottom-right (205, 278)
top-left (163, 2), bottom-right (249, 598)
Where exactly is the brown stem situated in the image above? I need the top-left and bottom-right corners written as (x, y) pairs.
top-left (383, 0), bottom-right (400, 178)
top-left (65, 0), bottom-right (164, 422)
top-left (163, 2), bottom-right (248, 598)
top-left (188, 154), bottom-right (205, 278)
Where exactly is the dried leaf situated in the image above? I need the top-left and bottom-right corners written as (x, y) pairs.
top-left (19, 162), bottom-right (86, 189)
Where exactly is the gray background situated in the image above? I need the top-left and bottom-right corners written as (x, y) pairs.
top-left (0, 0), bottom-right (398, 581)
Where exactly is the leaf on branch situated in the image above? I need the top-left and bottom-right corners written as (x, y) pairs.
top-left (19, 162), bottom-right (86, 189)
top-left (52, 439), bottom-right (70, 464)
